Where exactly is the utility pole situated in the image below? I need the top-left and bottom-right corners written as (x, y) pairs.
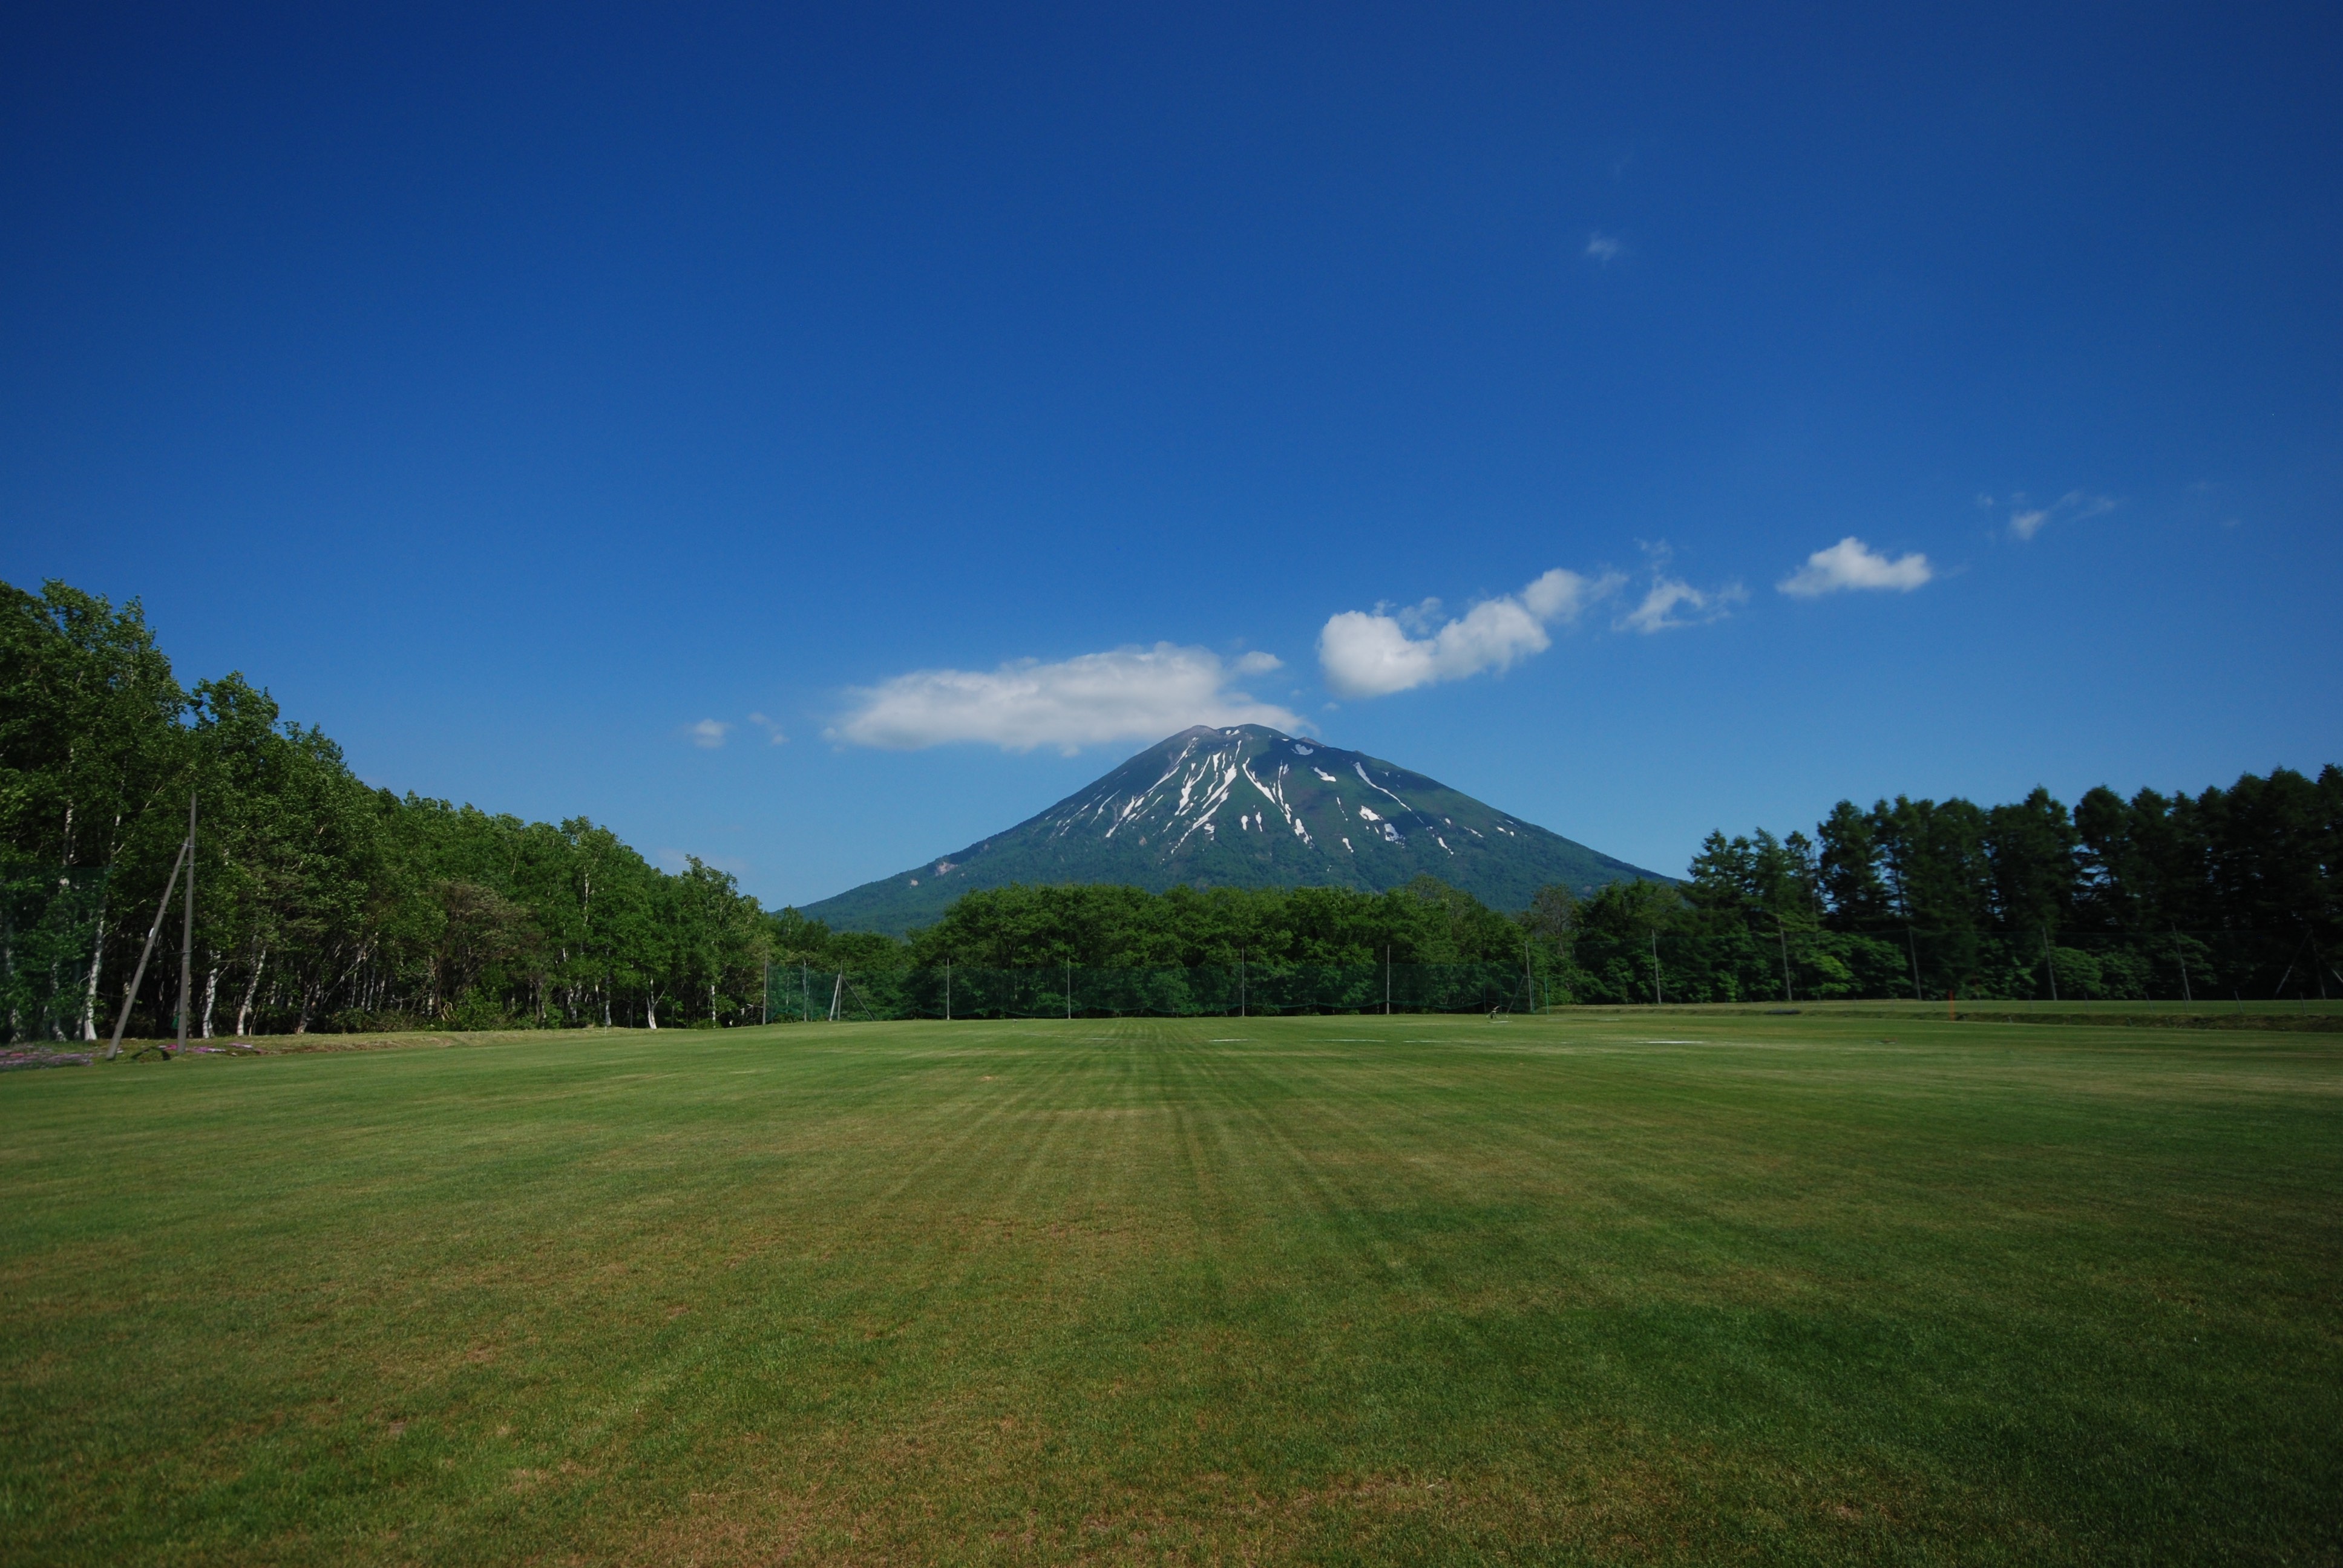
top-left (1065, 959), bottom-right (1072, 1020)
top-left (761, 961), bottom-right (768, 1025)
top-left (1524, 932), bottom-right (1535, 1015)
top-left (945, 960), bottom-right (952, 1021)
top-left (1239, 948), bottom-right (1246, 1019)
top-left (1778, 920), bottom-right (1792, 1004)
top-left (1384, 945), bottom-right (1391, 1015)
top-left (2044, 924), bottom-right (2059, 1003)
top-left (176, 792), bottom-right (195, 1054)
top-left (1906, 927), bottom-right (1923, 1002)
top-left (2172, 930), bottom-right (2191, 1002)
top-left (1650, 930), bottom-right (1662, 1007)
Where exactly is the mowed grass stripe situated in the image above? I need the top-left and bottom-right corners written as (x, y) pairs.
top-left (0, 1014), bottom-right (2336, 1564)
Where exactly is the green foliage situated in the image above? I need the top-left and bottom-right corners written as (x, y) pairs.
top-left (0, 865), bottom-right (108, 1040)
top-left (1708, 773), bottom-right (2343, 1002)
top-left (0, 579), bottom-right (770, 1038)
top-left (1519, 767), bottom-right (2339, 1006)
top-left (765, 874), bottom-right (1541, 973)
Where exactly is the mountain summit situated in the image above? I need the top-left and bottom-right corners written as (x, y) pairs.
top-left (799, 725), bottom-right (1665, 933)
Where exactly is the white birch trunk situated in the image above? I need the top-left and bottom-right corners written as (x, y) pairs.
top-left (235, 947), bottom-right (266, 1037)
top-left (78, 900), bottom-right (107, 1041)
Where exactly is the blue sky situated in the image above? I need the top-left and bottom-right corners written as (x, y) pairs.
top-left (5, 3), bottom-right (2338, 906)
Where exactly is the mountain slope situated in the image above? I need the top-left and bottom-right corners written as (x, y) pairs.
top-left (799, 725), bottom-right (1667, 934)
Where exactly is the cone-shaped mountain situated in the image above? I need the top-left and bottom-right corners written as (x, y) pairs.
top-left (801, 725), bottom-right (1665, 933)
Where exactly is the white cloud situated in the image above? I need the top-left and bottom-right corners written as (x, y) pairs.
top-left (2009, 490), bottom-right (2114, 541)
top-left (1611, 543), bottom-right (1745, 634)
top-left (1617, 575), bottom-right (1746, 634)
top-left (1318, 567), bottom-right (1621, 697)
top-left (831, 644), bottom-right (1301, 754)
top-left (1778, 537), bottom-right (1933, 597)
top-left (686, 719), bottom-right (730, 749)
top-left (1585, 232), bottom-right (1623, 262)
top-left (747, 712), bottom-right (788, 745)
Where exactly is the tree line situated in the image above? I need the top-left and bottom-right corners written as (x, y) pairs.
top-left (773, 877), bottom-right (1532, 972)
top-left (6, 576), bottom-right (2333, 1040)
top-left (1562, 773), bottom-right (2341, 1005)
top-left (2, 581), bottom-right (770, 1040)
top-left (762, 784), bottom-right (2341, 1008)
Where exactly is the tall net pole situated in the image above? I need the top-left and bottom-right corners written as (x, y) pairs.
top-left (176, 793), bottom-right (196, 1053)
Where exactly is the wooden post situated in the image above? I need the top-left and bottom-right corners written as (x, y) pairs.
top-left (105, 838), bottom-right (190, 1060)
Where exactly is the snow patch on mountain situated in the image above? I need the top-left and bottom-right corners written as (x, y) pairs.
top-left (1353, 761), bottom-right (1415, 814)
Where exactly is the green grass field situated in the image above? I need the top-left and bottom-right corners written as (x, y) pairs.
top-left (4, 1011), bottom-right (2338, 1565)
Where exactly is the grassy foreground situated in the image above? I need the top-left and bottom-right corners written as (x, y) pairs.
top-left (2, 1014), bottom-right (2338, 1565)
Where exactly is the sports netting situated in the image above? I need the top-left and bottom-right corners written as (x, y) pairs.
top-left (765, 961), bottom-right (1550, 1022)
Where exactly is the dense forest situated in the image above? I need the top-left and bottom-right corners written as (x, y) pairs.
top-left (775, 878), bottom-right (1533, 972)
top-left (1567, 769), bottom-right (2341, 1005)
top-left (2, 581), bottom-right (770, 1040)
top-left (5, 577), bottom-right (2335, 1040)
